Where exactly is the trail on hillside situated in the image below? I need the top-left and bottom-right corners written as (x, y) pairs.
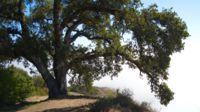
top-left (18, 96), bottom-right (97, 112)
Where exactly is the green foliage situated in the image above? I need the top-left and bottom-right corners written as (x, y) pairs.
top-left (31, 75), bottom-right (48, 96)
top-left (31, 87), bottom-right (48, 96)
top-left (0, 66), bottom-right (34, 105)
top-left (90, 89), bottom-right (156, 112)
top-left (158, 83), bottom-right (174, 105)
top-left (0, 0), bottom-right (189, 104)
top-left (69, 73), bottom-right (94, 94)
top-left (32, 75), bottom-right (46, 88)
top-left (68, 85), bottom-right (98, 95)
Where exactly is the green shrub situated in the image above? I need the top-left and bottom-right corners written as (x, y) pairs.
top-left (31, 75), bottom-right (48, 96)
top-left (0, 66), bottom-right (34, 105)
top-left (31, 87), bottom-right (48, 96)
top-left (32, 75), bottom-right (46, 88)
top-left (90, 89), bottom-right (156, 112)
top-left (68, 85), bottom-right (98, 95)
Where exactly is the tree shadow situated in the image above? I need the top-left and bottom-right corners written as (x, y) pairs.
top-left (0, 99), bottom-right (48, 111)
top-left (0, 95), bottom-right (99, 112)
top-left (49, 95), bottom-right (101, 100)
top-left (42, 95), bottom-right (99, 112)
top-left (43, 104), bottom-right (92, 112)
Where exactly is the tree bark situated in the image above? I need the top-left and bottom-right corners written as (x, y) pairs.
top-left (46, 77), bottom-right (60, 99)
top-left (55, 71), bottom-right (67, 95)
top-left (52, 0), bottom-right (68, 97)
top-left (53, 58), bottom-right (68, 96)
top-left (29, 56), bottom-right (67, 98)
top-left (37, 63), bottom-right (67, 98)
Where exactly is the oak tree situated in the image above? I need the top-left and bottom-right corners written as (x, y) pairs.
top-left (0, 0), bottom-right (188, 105)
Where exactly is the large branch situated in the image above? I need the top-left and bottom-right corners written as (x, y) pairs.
top-left (26, 56), bottom-right (59, 93)
top-left (0, 27), bottom-right (22, 37)
top-left (117, 50), bottom-right (160, 91)
top-left (67, 45), bottom-right (159, 89)
top-left (6, 28), bottom-right (22, 35)
top-left (0, 14), bottom-right (19, 21)
top-left (83, 4), bottom-right (121, 15)
top-left (53, 0), bottom-right (67, 79)
top-left (0, 2), bottom-right (19, 21)
top-left (70, 31), bottom-right (112, 44)
top-left (68, 50), bottom-right (111, 67)
top-left (67, 47), bottom-right (127, 67)
top-left (52, 0), bottom-right (69, 83)
top-left (61, 2), bottom-right (122, 34)
top-left (68, 47), bottom-right (141, 73)
top-left (18, 0), bottom-right (29, 38)
top-left (28, 56), bottom-right (52, 79)
top-left (64, 20), bottom-right (82, 44)
top-left (53, 0), bottom-right (62, 47)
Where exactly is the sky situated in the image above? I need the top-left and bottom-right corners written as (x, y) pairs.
top-left (94, 0), bottom-right (200, 112)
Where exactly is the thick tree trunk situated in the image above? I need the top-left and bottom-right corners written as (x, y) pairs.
top-left (52, 0), bottom-right (68, 97)
top-left (53, 59), bottom-right (68, 96)
top-left (40, 65), bottom-right (68, 98)
top-left (55, 74), bottom-right (67, 95)
top-left (39, 68), bottom-right (68, 98)
top-left (43, 71), bottom-right (67, 98)
top-left (29, 57), bottom-right (67, 98)
top-left (34, 61), bottom-right (61, 98)
top-left (46, 76), bottom-right (60, 98)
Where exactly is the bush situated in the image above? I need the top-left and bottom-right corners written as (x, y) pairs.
top-left (32, 75), bottom-right (46, 88)
top-left (31, 87), bottom-right (48, 96)
top-left (31, 75), bottom-right (48, 96)
top-left (90, 89), bottom-right (156, 112)
top-left (68, 85), bottom-right (98, 95)
top-left (0, 66), bottom-right (34, 105)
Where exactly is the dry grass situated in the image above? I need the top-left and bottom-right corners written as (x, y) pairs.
top-left (25, 96), bottom-right (48, 102)
top-left (18, 96), bottom-right (97, 112)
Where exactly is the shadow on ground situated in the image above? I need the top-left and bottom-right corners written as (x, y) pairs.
top-left (42, 96), bottom-right (99, 112)
top-left (0, 99), bottom-right (47, 112)
top-left (0, 95), bottom-right (98, 112)
top-left (49, 95), bottom-right (100, 100)
top-left (43, 104), bottom-right (91, 112)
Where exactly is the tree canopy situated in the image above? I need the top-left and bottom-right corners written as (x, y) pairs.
top-left (0, 0), bottom-right (188, 105)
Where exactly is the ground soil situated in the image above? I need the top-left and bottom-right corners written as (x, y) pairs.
top-left (17, 96), bottom-right (97, 112)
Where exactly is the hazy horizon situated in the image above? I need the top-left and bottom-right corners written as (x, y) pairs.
top-left (95, 0), bottom-right (200, 111)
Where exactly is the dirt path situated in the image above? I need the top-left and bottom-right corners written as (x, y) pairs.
top-left (18, 96), bottom-right (97, 112)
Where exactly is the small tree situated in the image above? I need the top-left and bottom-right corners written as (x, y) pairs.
top-left (0, 66), bottom-right (34, 105)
